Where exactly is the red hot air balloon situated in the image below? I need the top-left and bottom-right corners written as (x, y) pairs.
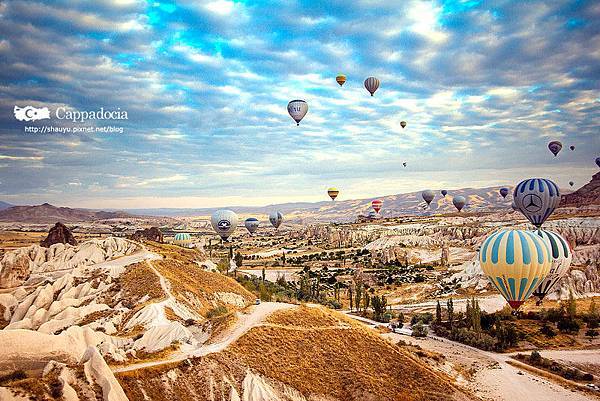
top-left (371, 199), bottom-right (383, 213)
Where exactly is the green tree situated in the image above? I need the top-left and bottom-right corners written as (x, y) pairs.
top-left (472, 297), bottom-right (481, 333)
top-left (216, 256), bottom-right (229, 274)
top-left (412, 322), bottom-right (428, 338)
top-left (447, 298), bottom-right (454, 328)
top-left (435, 300), bottom-right (442, 325)
top-left (355, 283), bottom-right (363, 312)
top-left (348, 285), bottom-right (354, 311)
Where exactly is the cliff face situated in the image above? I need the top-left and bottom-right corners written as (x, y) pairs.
top-left (560, 172), bottom-right (600, 207)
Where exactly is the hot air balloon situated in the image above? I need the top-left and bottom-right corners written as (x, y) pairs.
top-left (173, 233), bottom-right (192, 247)
top-left (421, 190), bottom-right (435, 206)
top-left (287, 100), bottom-right (308, 126)
top-left (211, 210), bottom-right (239, 241)
top-left (336, 74), bottom-right (346, 86)
top-left (364, 76), bottom-right (380, 96)
top-left (569, 145), bottom-right (575, 151)
top-left (371, 199), bottom-right (383, 213)
top-left (513, 178), bottom-right (561, 228)
top-left (479, 229), bottom-right (551, 309)
top-left (569, 181), bottom-right (574, 187)
top-left (327, 187), bottom-right (339, 201)
top-left (244, 218), bottom-right (259, 235)
top-left (548, 141), bottom-right (562, 157)
top-left (400, 121), bottom-right (407, 129)
top-left (596, 157), bottom-right (600, 168)
top-left (453, 195), bottom-right (466, 212)
top-left (402, 162), bottom-right (407, 167)
top-left (441, 190), bottom-right (448, 197)
top-left (499, 187), bottom-right (509, 199)
top-left (269, 211), bottom-right (283, 229)
top-left (531, 229), bottom-right (572, 303)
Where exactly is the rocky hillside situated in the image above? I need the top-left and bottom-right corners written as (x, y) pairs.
top-left (0, 203), bottom-right (136, 223)
top-left (560, 172), bottom-right (600, 207)
top-left (117, 305), bottom-right (474, 401)
top-left (0, 201), bottom-right (12, 211)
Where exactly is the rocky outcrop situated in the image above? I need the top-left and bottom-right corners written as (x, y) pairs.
top-left (41, 222), bottom-right (78, 248)
top-left (0, 237), bottom-right (139, 288)
top-left (560, 172), bottom-right (600, 207)
top-left (130, 226), bottom-right (163, 243)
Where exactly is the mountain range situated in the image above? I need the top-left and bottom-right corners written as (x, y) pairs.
top-left (1, 177), bottom-right (592, 224)
top-left (0, 203), bottom-right (134, 223)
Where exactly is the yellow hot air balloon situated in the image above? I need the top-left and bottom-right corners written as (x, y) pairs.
top-left (327, 187), bottom-right (339, 201)
top-left (479, 229), bottom-right (551, 309)
top-left (336, 74), bottom-right (346, 86)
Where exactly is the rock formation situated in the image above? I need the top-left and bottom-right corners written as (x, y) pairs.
top-left (130, 226), bottom-right (163, 243)
top-left (560, 172), bottom-right (600, 207)
top-left (0, 237), bottom-right (139, 288)
top-left (40, 222), bottom-right (78, 248)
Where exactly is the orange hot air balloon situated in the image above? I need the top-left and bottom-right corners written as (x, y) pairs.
top-left (371, 199), bottom-right (383, 213)
top-left (336, 74), bottom-right (346, 86)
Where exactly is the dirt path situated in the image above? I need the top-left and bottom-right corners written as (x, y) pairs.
top-left (345, 313), bottom-right (594, 401)
top-left (113, 301), bottom-right (295, 373)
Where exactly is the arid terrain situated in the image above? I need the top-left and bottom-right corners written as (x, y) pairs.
top-left (0, 176), bottom-right (598, 400)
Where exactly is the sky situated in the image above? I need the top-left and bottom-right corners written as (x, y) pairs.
top-left (0, 0), bottom-right (598, 209)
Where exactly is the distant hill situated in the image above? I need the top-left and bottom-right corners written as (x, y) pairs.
top-left (127, 186), bottom-right (515, 222)
top-left (560, 172), bottom-right (600, 207)
top-left (0, 203), bottom-right (135, 223)
top-left (0, 201), bottom-right (13, 211)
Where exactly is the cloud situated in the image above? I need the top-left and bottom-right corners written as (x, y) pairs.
top-left (0, 0), bottom-right (598, 207)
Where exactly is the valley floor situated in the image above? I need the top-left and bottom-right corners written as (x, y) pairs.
top-left (346, 312), bottom-right (598, 401)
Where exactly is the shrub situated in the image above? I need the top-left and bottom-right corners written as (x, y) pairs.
top-left (0, 370), bottom-right (27, 385)
top-left (411, 312), bottom-right (433, 325)
top-left (412, 322), bottom-right (428, 337)
top-left (206, 306), bottom-right (228, 318)
top-left (540, 324), bottom-right (556, 337)
top-left (557, 318), bottom-right (581, 333)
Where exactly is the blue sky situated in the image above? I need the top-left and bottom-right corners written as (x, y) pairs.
top-left (0, 0), bottom-right (598, 208)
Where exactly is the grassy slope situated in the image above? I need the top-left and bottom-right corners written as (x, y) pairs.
top-left (116, 305), bottom-right (475, 401)
top-left (147, 242), bottom-right (255, 316)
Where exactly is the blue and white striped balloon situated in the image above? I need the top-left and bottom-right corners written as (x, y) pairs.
top-left (479, 229), bottom-right (551, 309)
top-left (532, 229), bottom-right (572, 302)
top-left (513, 178), bottom-right (561, 228)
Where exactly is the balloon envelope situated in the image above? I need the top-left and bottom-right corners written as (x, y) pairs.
top-left (453, 195), bottom-right (466, 211)
top-left (421, 190), bottom-right (435, 206)
top-left (441, 190), bottom-right (448, 197)
top-left (244, 217), bottom-right (259, 234)
top-left (327, 187), bottom-right (339, 201)
top-left (548, 141), bottom-right (562, 157)
top-left (211, 210), bottom-right (239, 240)
top-left (269, 211), bottom-right (283, 229)
top-left (400, 121), bottom-right (407, 128)
top-left (336, 75), bottom-right (346, 86)
top-left (499, 187), bottom-right (509, 199)
top-left (364, 76), bottom-right (380, 96)
top-left (513, 178), bottom-right (561, 228)
top-left (596, 157), bottom-right (600, 168)
top-left (569, 145), bottom-right (575, 151)
top-left (531, 229), bottom-right (572, 302)
top-left (371, 199), bottom-right (383, 213)
top-left (479, 229), bottom-right (551, 309)
top-left (569, 181), bottom-right (574, 187)
top-left (287, 100), bottom-right (308, 126)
